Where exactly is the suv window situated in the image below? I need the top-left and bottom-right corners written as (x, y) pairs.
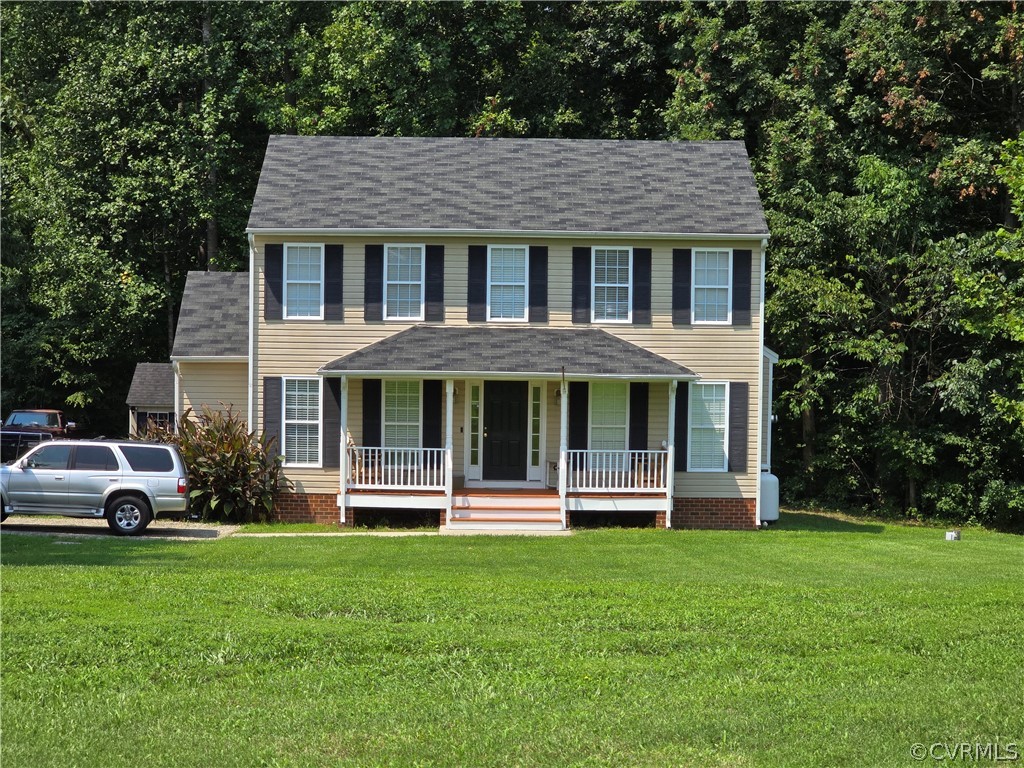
top-left (72, 445), bottom-right (119, 471)
top-left (28, 444), bottom-right (72, 469)
top-left (119, 445), bottom-right (174, 473)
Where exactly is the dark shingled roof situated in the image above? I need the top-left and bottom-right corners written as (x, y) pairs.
top-left (319, 326), bottom-right (695, 380)
top-left (126, 363), bottom-right (174, 407)
top-left (171, 271), bottom-right (249, 358)
top-left (248, 136), bottom-right (768, 236)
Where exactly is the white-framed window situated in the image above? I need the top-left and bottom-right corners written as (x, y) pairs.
top-left (283, 377), bottom-right (321, 466)
top-left (284, 243), bottom-right (324, 319)
top-left (693, 249), bottom-right (732, 324)
top-left (688, 382), bottom-right (728, 471)
top-left (383, 380), bottom-right (421, 449)
top-left (530, 384), bottom-right (542, 467)
top-left (488, 245), bottom-right (528, 321)
top-left (384, 244), bottom-right (425, 320)
top-left (592, 247), bottom-right (632, 322)
top-left (469, 383), bottom-right (481, 467)
top-left (590, 381), bottom-right (629, 470)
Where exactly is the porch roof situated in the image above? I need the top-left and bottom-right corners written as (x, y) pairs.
top-left (318, 326), bottom-right (696, 380)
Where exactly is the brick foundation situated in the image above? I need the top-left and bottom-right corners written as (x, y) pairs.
top-left (272, 492), bottom-right (350, 526)
top-left (669, 498), bottom-right (757, 530)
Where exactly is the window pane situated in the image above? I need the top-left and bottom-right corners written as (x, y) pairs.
top-left (73, 445), bottom-right (119, 471)
top-left (693, 250), bottom-right (731, 323)
top-left (489, 247), bottom-right (527, 320)
top-left (284, 380), bottom-right (320, 464)
top-left (285, 246), bottom-right (322, 318)
top-left (29, 444), bottom-right (72, 470)
top-left (384, 381), bottom-right (420, 449)
top-left (119, 445), bottom-right (174, 472)
top-left (286, 282), bottom-right (320, 317)
top-left (690, 384), bottom-right (727, 470)
top-left (491, 285), bottom-right (525, 319)
top-left (593, 248), bottom-right (631, 321)
top-left (470, 385), bottom-right (480, 465)
top-left (590, 382), bottom-right (627, 460)
top-left (285, 424), bottom-right (318, 464)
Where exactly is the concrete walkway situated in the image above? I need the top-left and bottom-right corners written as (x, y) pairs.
top-left (0, 518), bottom-right (237, 541)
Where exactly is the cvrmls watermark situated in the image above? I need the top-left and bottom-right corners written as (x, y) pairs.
top-left (910, 741), bottom-right (1019, 762)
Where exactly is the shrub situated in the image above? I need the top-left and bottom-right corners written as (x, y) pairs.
top-left (141, 405), bottom-right (289, 523)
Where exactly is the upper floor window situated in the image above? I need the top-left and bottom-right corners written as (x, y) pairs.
top-left (283, 377), bottom-right (321, 466)
top-left (592, 247), bottom-right (632, 322)
top-left (284, 244), bottom-right (324, 319)
top-left (488, 245), bottom-right (528, 321)
top-left (693, 249), bottom-right (732, 324)
top-left (384, 245), bottom-right (425, 320)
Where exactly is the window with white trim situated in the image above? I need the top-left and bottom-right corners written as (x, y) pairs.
top-left (384, 380), bottom-right (420, 449)
top-left (590, 382), bottom-right (628, 470)
top-left (488, 245), bottom-right (528, 321)
top-left (689, 382), bottom-right (728, 471)
top-left (384, 245), bottom-right (425, 320)
top-left (693, 249), bottom-right (731, 323)
top-left (592, 247), bottom-right (632, 322)
top-left (284, 244), bottom-right (324, 318)
top-left (284, 378), bottom-right (321, 465)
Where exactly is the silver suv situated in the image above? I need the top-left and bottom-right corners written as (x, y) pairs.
top-left (0, 440), bottom-right (188, 535)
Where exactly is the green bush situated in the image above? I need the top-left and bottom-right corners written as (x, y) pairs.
top-left (142, 405), bottom-right (289, 523)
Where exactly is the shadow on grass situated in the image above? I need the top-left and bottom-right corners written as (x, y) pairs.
top-left (773, 510), bottom-right (886, 534)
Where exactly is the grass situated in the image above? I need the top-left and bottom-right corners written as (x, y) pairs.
top-left (2, 512), bottom-right (1022, 767)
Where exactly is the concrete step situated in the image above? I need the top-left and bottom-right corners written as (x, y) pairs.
top-left (451, 493), bottom-right (559, 511)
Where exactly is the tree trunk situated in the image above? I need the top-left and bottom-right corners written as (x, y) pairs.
top-left (202, 1), bottom-right (218, 270)
top-left (800, 352), bottom-right (817, 470)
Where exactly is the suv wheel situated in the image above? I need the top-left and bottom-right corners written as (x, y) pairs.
top-left (106, 495), bottom-right (152, 536)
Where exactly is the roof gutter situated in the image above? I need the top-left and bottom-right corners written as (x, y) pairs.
top-left (316, 369), bottom-right (699, 382)
top-left (170, 356), bottom-right (248, 363)
top-left (245, 227), bottom-right (770, 242)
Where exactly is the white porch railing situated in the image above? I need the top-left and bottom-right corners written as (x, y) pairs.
top-left (565, 449), bottom-right (670, 493)
top-left (347, 447), bottom-right (448, 491)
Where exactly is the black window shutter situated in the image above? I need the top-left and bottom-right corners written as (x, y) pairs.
top-left (629, 383), bottom-right (649, 450)
top-left (732, 249), bottom-right (752, 326)
top-left (672, 249), bottom-right (692, 326)
top-left (362, 379), bottom-right (381, 447)
top-left (422, 380), bottom-right (442, 448)
top-left (425, 246), bottom-right (445, 322)
top-left (467, 245), bottom-right (487, 322)
top-left (528, 246), bottom-right (548, 323)
top-left (364, 245), bottom-right (384, 322)
top-left (323, 379), bottom-right (341, 468)
top-left (324, 244), bottom-right (344, 321)
top-left (263, 377), bottom-right (282, 457)
top-left (675, 383), bottom-right (688, 471)
top-left (633, 248), bottom-right (651, 325)
top-left (136, 411), bottom-right (148, 434)
top-left (728, 382), bottom-right (749, 473)
top-left (572, 247), bottom-right (591, 324)
top-left (265, 244), bottom-right (284, 321)
top-left (568, 382), bottom-right (589, 450)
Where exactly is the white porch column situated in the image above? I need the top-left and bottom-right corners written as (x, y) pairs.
top-left (444, 379), bottom-right (454, 526)
top-left (666, 380), bottom-right (678, 529)
top-left (558, 381), bottom-right (568, 529)
top-left (339, 376), bottom-right (348, 524)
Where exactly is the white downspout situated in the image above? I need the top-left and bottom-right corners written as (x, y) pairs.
top-left (172, 361), bottom-right (181, 434)
top-left (558, 381), bottom-right (568, 529)
top-left (755, 236), bottom-right (768, 527)
top-left (247, 233), bottom-right (256, 427)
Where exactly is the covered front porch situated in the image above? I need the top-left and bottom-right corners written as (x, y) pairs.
top-left (320, 326), bottom-right (694, 531)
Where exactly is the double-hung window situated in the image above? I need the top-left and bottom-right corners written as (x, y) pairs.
top-left (284, 244), bottom-right (324, 319)
top-left (384, 245), bottom-right (425, 320)
top-left (592, 247), bottom-right (632, 322)
top-left (283, 378), bottom-right (321, 466)
top-left (590, 381), bottom-right (628, 470)
top-left (693, 249), bottom-right (732, 324)
top-left (488, 245), bottom-right (528, 321)
top-left (384, 380), bottom-right (420, 449)
top-left (689, 382), bottom-right (728, 471)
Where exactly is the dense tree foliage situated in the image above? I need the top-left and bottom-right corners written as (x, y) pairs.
top-left (2, 1), bottom-right (1021, 526)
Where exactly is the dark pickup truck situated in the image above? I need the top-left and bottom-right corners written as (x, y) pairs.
top-left (1, 410), bottom-right (76, 463)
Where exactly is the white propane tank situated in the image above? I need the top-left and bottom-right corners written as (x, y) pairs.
top-left (760, 472), bottom-right (780, 525)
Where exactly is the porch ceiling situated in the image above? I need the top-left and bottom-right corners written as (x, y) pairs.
top-left (318, 326), bottom-right (696, 380)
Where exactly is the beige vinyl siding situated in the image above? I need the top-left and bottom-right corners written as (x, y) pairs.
top-left (252, 236), bottom-right (763, 498)
top-left (179, 362), bottom-right (248, 421)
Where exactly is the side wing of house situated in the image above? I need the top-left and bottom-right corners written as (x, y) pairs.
top-left (126, 362), bottom-right (175, 434)
top-left (171, 271), bottom-right (250, 424)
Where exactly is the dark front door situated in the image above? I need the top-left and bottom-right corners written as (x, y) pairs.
top-left (483, 381), bottom-right (528, 481)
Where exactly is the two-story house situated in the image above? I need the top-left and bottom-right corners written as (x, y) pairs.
top-left (143, 136), bottom-right (775, 531)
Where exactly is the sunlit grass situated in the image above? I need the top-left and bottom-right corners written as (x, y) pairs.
top-left (2, 512), bottom-right (1021, 767)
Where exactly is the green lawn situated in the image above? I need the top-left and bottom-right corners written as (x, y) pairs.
top-left (2, 513), bottom-right (1022, 767)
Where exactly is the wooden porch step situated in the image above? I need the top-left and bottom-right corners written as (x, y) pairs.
top-left (451, 504), bottom-right (560, 512)
top-left (449, 514), bottom-right (562, 524)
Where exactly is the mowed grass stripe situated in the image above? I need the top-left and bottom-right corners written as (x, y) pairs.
top-left (2, 515), bottom-right (1021, 767)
